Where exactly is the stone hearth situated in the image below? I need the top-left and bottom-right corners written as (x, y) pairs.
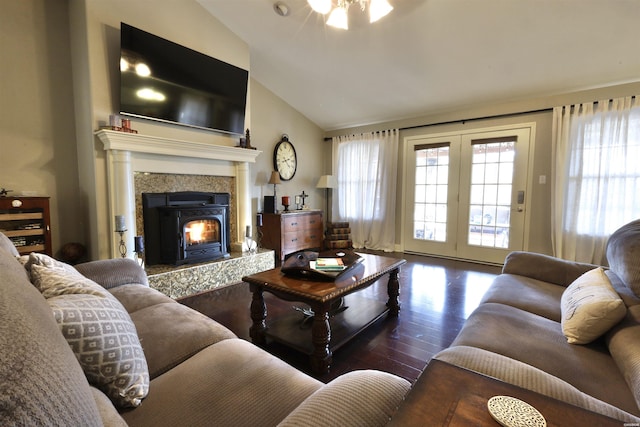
top-left (146, 249), bottom-right (274, 299)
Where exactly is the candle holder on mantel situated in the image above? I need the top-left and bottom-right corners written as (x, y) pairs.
top-left (242, 225), bottom-right (257, 254)
top-left (116, 230), bottom-right (127, 258)
top-left (256, 213), bottom-right (263, 249)
top-left (282, 196), bottom-right (290, 212)
top-left (114, 215), bottom-right (127, 258)
top-left (134, 236), bottom-right (145, 267)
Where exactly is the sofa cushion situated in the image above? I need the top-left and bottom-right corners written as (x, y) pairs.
top-left (561, 267), bottom-right (626, 344)
top-left (480, 274), bottom-right (564, 322)
top-left (75, 257), bottom-right (149, 289)
top-left (121, 339), bottom-right (323, 427)
top-left (0, 247), bottom-right (103, 426)
top-left (278, 370), bottom-right (410, 427)
top-left (450, 302), bottom-right (638, 414)
top-left (606, 219), bottom-right (640, 297)
top-left (108, 283), bottom-right (175, 313)
top-left (502, 251), bottom-right (599, 287)
top-left (28, 256), bottom-right (150, 408)
top-left (89, 387), bottom-right (128, 427)
top-left (606, 305), bottom-right (640, 412)
top-left (127, 300), bottom-right (236, 379)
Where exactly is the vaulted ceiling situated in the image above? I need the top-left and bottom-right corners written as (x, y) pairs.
top-left (199, 0), bottom-right (640, 131)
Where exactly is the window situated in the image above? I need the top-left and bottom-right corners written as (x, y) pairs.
top-left (413, 144), bottom-right (449, 242)
top-left (552, 96), bottom-right (640, 262)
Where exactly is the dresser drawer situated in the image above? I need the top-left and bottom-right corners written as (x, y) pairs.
top-left (282, 227), bottom-right (322, 251)
top-left (282, 213), bottom-right (321, 231)
top-left (259, 210), bottom-right (323, 262)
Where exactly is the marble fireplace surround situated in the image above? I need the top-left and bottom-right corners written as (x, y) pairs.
top-left (96, 130), bottom-right (273, 297)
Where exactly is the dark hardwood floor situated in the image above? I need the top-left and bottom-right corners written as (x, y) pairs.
top-left (178, 251), bottom-right (501, 384)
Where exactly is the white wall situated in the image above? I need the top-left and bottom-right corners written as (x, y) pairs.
top-left (0, 0), bottom-right (81, 256)
top-left (249, 79), bottom-right (326, 222)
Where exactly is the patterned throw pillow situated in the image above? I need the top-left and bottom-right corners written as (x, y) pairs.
top-left (28, 255), bottom-right (149, 408)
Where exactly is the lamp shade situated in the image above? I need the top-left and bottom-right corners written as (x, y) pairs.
top-left (268, 171), bottom-right (282, 185)
top-left (316, 175), bottom-right (337, 189)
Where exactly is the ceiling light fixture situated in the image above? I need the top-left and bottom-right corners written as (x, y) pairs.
top-left (308, 0), bottom-right (393, 30)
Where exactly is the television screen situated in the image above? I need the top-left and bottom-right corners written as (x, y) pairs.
top-left (120, 23), bottom-right (248, 135)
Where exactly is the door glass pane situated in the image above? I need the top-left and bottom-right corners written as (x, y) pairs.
top-left (468, 140), bottom-right (515, 248)
top-left (414, 146), bottom-right (449, 242)
top-left (184, 219), bottom-right (220, 246)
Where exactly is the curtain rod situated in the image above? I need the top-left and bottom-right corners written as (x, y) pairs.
top-left (323, 95), bottom-right (636, 141)
top-left (323, 107), bottom-right (552, 141)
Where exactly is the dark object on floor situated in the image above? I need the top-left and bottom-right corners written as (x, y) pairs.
top-left (59, 242), bottom-right (87, 264)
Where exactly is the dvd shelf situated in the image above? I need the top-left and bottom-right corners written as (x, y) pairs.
top-left (0, 197), bottom-right (52, 256)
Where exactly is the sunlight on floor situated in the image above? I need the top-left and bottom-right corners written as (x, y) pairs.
top-left (410, 264), bottom-right (495, 318)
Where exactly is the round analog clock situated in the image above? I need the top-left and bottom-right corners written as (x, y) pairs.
top-left (273, 135), bottom-right (297, 181)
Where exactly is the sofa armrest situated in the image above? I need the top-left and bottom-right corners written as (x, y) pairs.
top-left (277, 370), bottom-right (410, 427)
top-left (502, 251), bottom-right (599, 287)
top-left (75, 258), bottom-right (148, 289)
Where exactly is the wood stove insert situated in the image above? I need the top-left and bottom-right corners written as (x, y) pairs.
top-left (142, 192), bottom-right (231, 266)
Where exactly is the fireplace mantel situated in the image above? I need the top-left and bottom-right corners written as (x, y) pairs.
top-left (95, 130), bottom-right (261, 258)
top-left (95, 130), bottom-right (261, 163)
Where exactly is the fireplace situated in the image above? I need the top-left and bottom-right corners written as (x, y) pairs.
top-left (142, 192), bottom-right (231, 265)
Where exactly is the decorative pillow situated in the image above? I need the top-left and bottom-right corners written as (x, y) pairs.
top-left (27, 255), bottom-right (149, 408)
top-left (24, 252), bottom-right (78, 282)
top-left (561, 267), bottom-right (626, 344)
top-left (47, 293), bottom-right (149, 408)
top-left (31, 263), bottom-right (109, 299)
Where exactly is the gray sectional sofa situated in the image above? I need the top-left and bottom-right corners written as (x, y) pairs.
top-left (433, 219), bottom-right (640, 422)
top-left (0, 231), bottom-right (410, 427)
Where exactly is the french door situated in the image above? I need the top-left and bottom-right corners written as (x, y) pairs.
top-left (403, 125), bottom-right (533, 264)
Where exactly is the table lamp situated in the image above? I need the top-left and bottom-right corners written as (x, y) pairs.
top-left (316, 175), bottom-right (337, 222)
top-left (264, 171), bottom-right (282, 214)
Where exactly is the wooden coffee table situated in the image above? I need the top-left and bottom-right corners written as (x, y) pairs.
top-left (388, 359), bottom-right (623, 426)
top-left (242, 253), bottom-right (405, 374)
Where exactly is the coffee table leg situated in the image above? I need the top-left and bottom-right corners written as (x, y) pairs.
top-left (310, 308), bottom-right (332, 374)
top-left (387, 267), bottom-right (401, 316)
top-left (249, 284), bottom-right (267, 345)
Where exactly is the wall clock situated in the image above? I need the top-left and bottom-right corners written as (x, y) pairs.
top-left (273, 134), bottom-right (297, 181)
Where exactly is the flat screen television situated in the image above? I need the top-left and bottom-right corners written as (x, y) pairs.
top-left (120, 23), bottom-right (248, 135)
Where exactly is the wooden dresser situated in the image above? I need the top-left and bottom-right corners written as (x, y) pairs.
top-left (259, 210), bottom-right (323, 262)
top-left (0, 196), bottom-right (52, 256)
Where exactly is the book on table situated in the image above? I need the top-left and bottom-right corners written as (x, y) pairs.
top-left (312, 258), bottom-right (346, 271)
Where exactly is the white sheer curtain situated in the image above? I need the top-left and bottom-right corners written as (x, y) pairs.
top-left (551, 96), bottom-right (640, 264)
top-left (332, 129), bottom-right (398, 251)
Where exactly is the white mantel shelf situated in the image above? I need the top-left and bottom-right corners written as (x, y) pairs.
top-left (95, 129), bottom-right (262, 163)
